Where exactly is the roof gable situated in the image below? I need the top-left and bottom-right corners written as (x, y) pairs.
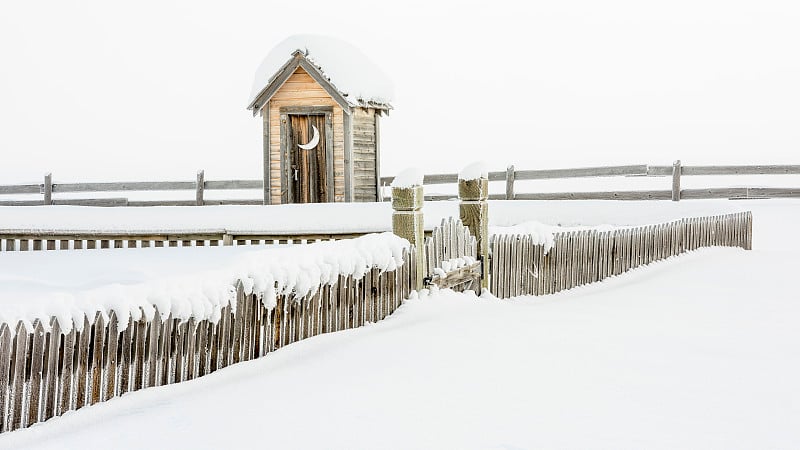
top-left (248, 51), bottom-right (352, 115)
top-left (248, 35), bottom-right (394, 116)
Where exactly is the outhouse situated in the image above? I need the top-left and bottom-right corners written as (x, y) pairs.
top-left (247, 36), bottom-right (393, 204)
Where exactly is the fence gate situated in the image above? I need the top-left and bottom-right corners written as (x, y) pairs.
top-left (424, 218), bottom-right (482, 292)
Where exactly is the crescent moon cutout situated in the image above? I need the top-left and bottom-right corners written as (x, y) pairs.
top-left (298, 125), bottom-right (320, 150)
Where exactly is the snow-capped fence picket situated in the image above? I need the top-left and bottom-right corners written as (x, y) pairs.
top-left (0, 238), bottom-right (416, 432)
top-left (489, 211), bottom-right (753, 298)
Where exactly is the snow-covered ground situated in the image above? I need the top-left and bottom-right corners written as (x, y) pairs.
top-left (1, 200), bottom-right (796, 449)
top-left (0, 199), bottom-right (747, 234)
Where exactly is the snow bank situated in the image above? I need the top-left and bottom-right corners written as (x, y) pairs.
top-left (0, 233), bottom-right (409, 334)
top-left (0, 200), bottom-right (748, 236)
top-left (458, 161), bottom-right (488, 181)
top-left (249, 34), bottom-right (394, 107)
top-left (389, 168), bottom-right (423, 188)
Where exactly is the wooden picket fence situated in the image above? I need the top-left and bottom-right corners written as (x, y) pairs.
top-left (0, 231), bottom-right (370, 253)
top-left (489, 212), bottom-right (753, 298)
top-left (0, 248), bottom-right (415, 432)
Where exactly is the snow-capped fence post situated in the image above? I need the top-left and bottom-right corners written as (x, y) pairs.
top-left (458, 164), bottom-right (489, 290)
top-left (391, 169), bottom-right (425, 291)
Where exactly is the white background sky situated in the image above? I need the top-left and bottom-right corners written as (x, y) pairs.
top-left (1, 0), bottom-right (798, 184)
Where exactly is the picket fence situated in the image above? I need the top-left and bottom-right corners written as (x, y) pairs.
top-left (489, 212), bottom-right (753, 298)
top-left (0, 209), bottom-right (755, 433)
top-left (0, 248), bottom-right (415, 432)
top-left (0, 231), bottom-right (372, 253)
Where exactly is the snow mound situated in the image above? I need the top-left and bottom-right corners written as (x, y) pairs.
top-left (390, 168), bottom-right (423, 188)
top-left (458, 162), bottom-right (488, 181)
top-left (249, 34), bottom-right (394, 108)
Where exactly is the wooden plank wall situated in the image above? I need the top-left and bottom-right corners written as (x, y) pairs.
top-left (266, 67), bottom-right (345, 203)
top-left (352, 108), bottom-right (378, 202)
top-left (489, 212), bottom-right (753, 298)
top-left (0, 248), bottom-right (414, 432)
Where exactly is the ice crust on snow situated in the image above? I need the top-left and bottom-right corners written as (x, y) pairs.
top-left (458, 162), bottom-right (489, 181)
top-left (390, 168), bottom-right (423, 188)
top-left (249, 34), bottom-right (394, 108)
top-left (0, 233), bottom-right (409, 335)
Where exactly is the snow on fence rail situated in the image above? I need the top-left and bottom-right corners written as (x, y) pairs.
top-left (489, 212), bottom-right (753, 298)
top-left (0, 237), bottom-right (416, 432)
top-left (380, 163), bottom-right (800, 201)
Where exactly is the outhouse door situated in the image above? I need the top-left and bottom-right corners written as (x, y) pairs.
top-left (284, 111), bottom-right (332, 203)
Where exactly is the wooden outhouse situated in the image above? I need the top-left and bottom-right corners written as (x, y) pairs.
top-left (248, 38), bottom-right (392, 204)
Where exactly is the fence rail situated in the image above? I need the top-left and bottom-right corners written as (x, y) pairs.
top-left (3, 164), bottom-right (799, 207)
top-left (0, 248), bottom-right (414, 432)
top-left (489, 212), bottom-right (753, 298)
top-left (0, 170), bottom-right (262, 207)
top-left (381, 163), bottom-right (800, 201)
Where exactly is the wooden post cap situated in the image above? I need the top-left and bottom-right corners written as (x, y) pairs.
top-left (391, 185), bottom-right (424, 211)
top-left (458, 178), bottom-right (488, 201)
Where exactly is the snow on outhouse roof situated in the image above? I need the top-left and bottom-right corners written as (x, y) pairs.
top-left (247, 34), bottom-right (394, 115)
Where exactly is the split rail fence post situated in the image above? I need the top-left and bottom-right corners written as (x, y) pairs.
top-left (391, 181), bottom-right (425, 292)
top-left (672, 160), bottom-right (681, 201)
top-left (196, 170), bottom-right (205, 206)
top-left (459, 172), bottom-right (489, 290)
top-left (505, 165), bottom-right (515, 200)
top-left (43, 173), bottom-right (52, 205)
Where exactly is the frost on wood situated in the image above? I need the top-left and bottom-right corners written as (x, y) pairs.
top-left (249, 34), bottom-right (394, 108)
top-left (458, 162), bottom-right (489, 181)
top-left (0, 233), bottom-right (409, 336)
top-left (390, 168), bottom-right (424, 188)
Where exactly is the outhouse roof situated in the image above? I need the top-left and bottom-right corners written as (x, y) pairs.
top-left (247, 35), bottom-right (394, 115)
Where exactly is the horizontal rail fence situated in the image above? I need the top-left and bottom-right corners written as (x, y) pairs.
top-left (0, 170), bottom-right (263, 207)
top-left (380, 164), bottom-right (800, 201)
top-left (424, 218), bottom-right (480, 291)
top-left (0, 247), bottom-right (415, 432)
top-left (0, 231), bottom-right (372, 253)
top-left (489, 212), bottom-right (753, 298)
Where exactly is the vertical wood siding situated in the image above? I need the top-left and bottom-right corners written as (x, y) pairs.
top-left (351, 108), bottom-right (377, 202)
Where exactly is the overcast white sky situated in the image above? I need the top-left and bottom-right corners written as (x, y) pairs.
top-left (1, 0), bottom-right (798, 184)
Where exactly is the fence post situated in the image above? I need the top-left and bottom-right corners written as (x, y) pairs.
top-left (196, 170), bottom-right (205, 206)
top-left (672, 160), bottom-right (681, 202)
top-left (459, 171), bottom-right (489, 290)
top-left (43, 173), bottom-right (52, 205)
top-left (391, 175), bottom-right (425, 292)
top-left (505, 165), bottom-right (515, 200)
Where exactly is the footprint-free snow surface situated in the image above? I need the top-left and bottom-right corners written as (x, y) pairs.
top-left (2, 200), bottom-right (798, 449)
